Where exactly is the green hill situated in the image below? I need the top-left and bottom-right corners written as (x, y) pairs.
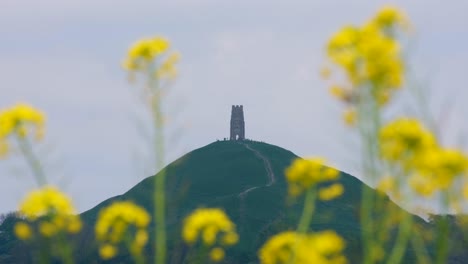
top-left (0, 140), bottom-right (436, 263)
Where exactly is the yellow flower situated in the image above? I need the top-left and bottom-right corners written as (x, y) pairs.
top-left (134, 229), bottom-right (149, 248)
top-left (325, 6), bottom-right (408, 107)
top-left (210, 247), bottom-right (225, 262)
top-left (221, 231), bottom-right (239, 246)
top-left (156, 51), bottom-right (181, 80)
top-left (285, 158), bottom-right (339, 197)
top-left (183, 208), bottom-right (237, 262)
top-left (318, 183), bottom-right (344, 201)
top-left (95, 201), bottom-right (150, 259)
top-left (67, 216), bottom-right (82, 234)
top-left (100, 244), bottom-right (117, 260)
top-left (0, 140), bottom-right (8, 159)
top-left (342, 109), bottom-right (356, 126)
top-left (376, 176), bottom-right (396, 194)
top-left (182, 208), bottom-right (238, 246)
top-left (39, 221), bottom-right (56, 237)
top-left (19, 186), bottom-right (77, 219)
top-left (379, 118), bottom-right (436, 167)
top-left (17, 186), bottom-right (81, 238)
top-left (123, 35), bottom-right (181, 81)
top-left (463, 182), bottom-right (468, 199)
top-left (127, 37), bottom-right (169, 62)
top-left (371, 5), bottom-right (409, 29)
top-left (258, 231), bottom-right (346, 264)
top-left (14, 222), bottom-right (32, 240)
top-left (409, 174), bottom-right (438, 197)
top-left (0, 103), bottom-right (45, 157)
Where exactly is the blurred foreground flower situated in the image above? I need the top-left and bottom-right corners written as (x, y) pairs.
top-left (324, 6), bottom-right (409, 125)
top-left (14, 186), bottom-right (82, 263)
top-left (95, 201), bottom-right (150, 261)
top-left (183, 208), bottom-right (238, 262)
top-left (0, 103), bottom-right (45, 158)
top-left (379, 117), bottom-right (468, 197)
top-left (15, 186), bottom-right (81, 239)
top-left (285, 158), bottom-right (340, 197)
top-left (123, 36), bottom-right (180, 81)
top-left (258, 230), bottom-right (347, 264)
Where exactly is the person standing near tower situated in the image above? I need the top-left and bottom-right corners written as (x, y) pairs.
top-left (230, 105), bottom-right (245, 140)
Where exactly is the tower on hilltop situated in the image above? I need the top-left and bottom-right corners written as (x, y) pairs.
top-left (230, 105), bottom-right (245, 140)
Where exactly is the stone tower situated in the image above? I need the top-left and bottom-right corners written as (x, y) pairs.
top-left (230, 105), bottom-right (245, 140)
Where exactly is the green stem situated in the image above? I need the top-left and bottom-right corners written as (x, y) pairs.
top-left (410, 229), bottom-right (431, 264)
top-left (357, 86), bottom-right (381, 264)
top-left (296, 188), bottom-right (317, 234)
top-left (360, 186), bottom-right (374, 264)
top-left (435, 215), bottom-right (449, 264)
top-left (58, 233), bottom-right (74, 264)
top-left (149, 71), bottom-right (166, 264)
top-left (386, 213), bottom-right (413, 264)
top-left (16, 134), bottom-right (47, 186)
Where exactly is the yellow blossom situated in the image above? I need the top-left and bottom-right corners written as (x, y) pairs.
top-left (342, 109), bottom-right (356, 126)
top-left (156, 51), bottom-right (181, 80)
top-left (371, 5), bottom-right (410, 29)
top-left (39, 221), bottom-right (56, 237)
top-left (376, 176), bottom-right (396, 194)
top-left (210, 247), bottom-right (225, 262)
top-left (0, 103), bottom-right (45, 157)
top-left (318, 183), bottom-right (344, 201)
top-left (100, 244), bottom-right (117, 260)
top-left (0, 141), bottom-right (8, 158)
top-left (123, 35), bottom-right (180, 84)
top-left (14, 222), bottom-right (32, 240)
top-left (182, 208), bottom-right (237, 262)
top-left (285, 158), bottom-right (339, 197)
top-left (17, 186), bottom-right (81, 238)
top-left (221, 231), bottom-right (239, 246)
top-left (379, 118), bottom-right (436, 167)
top-left (463, 182), bottom-right (468, 199)
top-left (411, 148), bottom-right (468, 195)
top-left (258, 231), bottom-right (347, 264)
top-left (182, 208), bottom-right (237, 246)
top-left (325, 6), bottom-right (408, 107)
top-left (95, 201), bottom-right (150, 260)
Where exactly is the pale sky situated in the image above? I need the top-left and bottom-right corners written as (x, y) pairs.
top-left (1, 0), bottom-right (467, 214)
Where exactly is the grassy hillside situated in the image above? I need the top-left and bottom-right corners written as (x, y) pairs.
top-left (0, 140), bottom-right (431, 263)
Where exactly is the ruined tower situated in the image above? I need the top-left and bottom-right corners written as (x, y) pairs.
top-left (230, 105), bottom-right (245, 140)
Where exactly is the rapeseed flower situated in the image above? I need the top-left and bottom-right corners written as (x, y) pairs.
top-left (318, 183), bottom-right (344, 201)
top-left (122, 36), bottom-right (180, 80)
top-left (0, 103), bottom-right (45, 158)
top-left (14, 222), bottom-right (32, 240)
top-left (95, 201), bottom-right (150, 260)
top-left (379, 118), bottom-right (436, 168)
top-left (15, 186), bottom-right (81, 240)
top-left (210, 247), bottom-right (225, 262)
top-left (258, 230), bottom-right (347, 264)
top-left (371, 5), bottom-right (410, 29)
top-left (182, 208), bottom-right (238, 262)
top-left (325, 6), bottom-right (409, 126)
top-left (380, 118), bottom-right (468, 197)
top-left (285, 158), bottom-right (339, 197)
top-left (410, 148), bottom-right (468, 197)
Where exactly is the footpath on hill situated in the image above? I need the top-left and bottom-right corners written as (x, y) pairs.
top-left (239, 143), bottom-right (277, 198)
